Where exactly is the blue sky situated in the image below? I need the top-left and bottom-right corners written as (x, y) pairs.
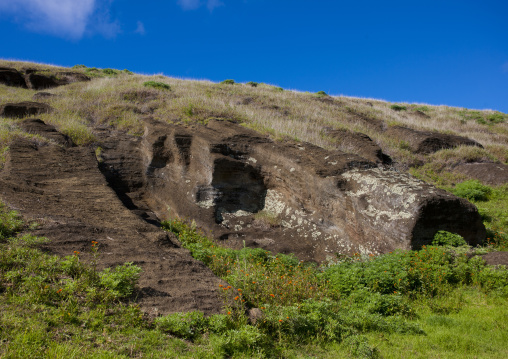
top-left (1, 0), bottom-right (507, 113)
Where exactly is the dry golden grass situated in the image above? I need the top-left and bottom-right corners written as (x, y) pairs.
top-left (1, 59), bottom-right (507, 176)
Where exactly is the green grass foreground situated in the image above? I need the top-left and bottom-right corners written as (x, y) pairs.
top-left (1, 202), bottom-right (507, 358)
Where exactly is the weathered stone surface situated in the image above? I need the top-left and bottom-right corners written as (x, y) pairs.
top-left (0, 101), bottom-right (53, 118)
top-left (385, 125), bottom-right (482, 154)
top-left (25, 71), bottom-right (90, 90)
top-left (19, 119), bottom-right (74, 147)
top-left (96, 119), bottom-right (485, 262)
top-left (0, 67), bottom-right (26, 88)
top-left (324, 127), bottom-right (391, 164)
top-left (0, 126), bottom-right (226, 315)
top-left (453, 162), bottom-right (508, 186)
top-left (481, 251), bottom-right (508, 267)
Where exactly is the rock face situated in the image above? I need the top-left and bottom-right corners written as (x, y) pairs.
top-left (0, 67), bottom-right (27, 88)
top-left (0, 67), bottom-right (90, 90)
top-left (0, 101), bottom-right (53, 118)
top-left (453, 163), bottom-right (508, 186)
top-left (323, 127), bottom-right (391, 164)
top-left (385, 126), bottom-right (482, 154)
top-left (97, 119), bottom-right (485, 262)
top-left (18, 118), bottom-right (74, 147)
top-left (0, 121), bottom-right (226, 315)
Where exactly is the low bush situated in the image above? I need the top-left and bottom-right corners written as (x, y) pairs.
top-left (246, 81), bottom-right (258, 87)
top-left (432, 231), bottom-right (467, 247)
top-left (452, 180), bottom-right (492, 201)
top-left (143, 81), bottom-right (171, 91)
top-left (220, 79), bottom-right (235, 85)
top-left (102, 68), bottom-right (119, 76)
top-left (316, 91), bottom-right (328, 96)
top-left (390, 104), bottom-right (407, 111)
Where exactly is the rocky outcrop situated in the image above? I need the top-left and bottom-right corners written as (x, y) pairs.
top-left (0, 123), bottom-right (226, 315)
top-left (19, 118), bottom-right (74, 147)
top-left (453, 163), bottom-right (508, 186)
top-left (323, 127), bottom-right (391, 164)
top-left (0, 67), bottom-right (27, 88)
top-left (385, 126), bottom-right (482, 154)
top-left (0, 67), bottom-right (90, 90)
top-left (97, 119), bottom-right (485, 262)
top-left (0, 101), bottom-right (53, 118)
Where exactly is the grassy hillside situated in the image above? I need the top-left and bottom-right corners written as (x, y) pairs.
top-left (1, 60), bottom-right (508, 357)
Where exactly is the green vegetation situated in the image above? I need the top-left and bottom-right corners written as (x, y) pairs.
top-left (452, 180), bottom-right (492, 201)
top-left (220, 79), bottom-right (235, 85)
top-left (156, 218), bottom-right (508, 358)
top-left (316, 91), bottom-right (328, 96)
top-left (432, 231), bottom-right (467, 247)
top-left (390, 104), bottom-right (407, 111)
top-left (143, 81), bottom-right (171, 91)
top-left (246, 81), bottom-right (258, 87)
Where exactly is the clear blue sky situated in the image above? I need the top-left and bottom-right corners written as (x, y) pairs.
top-left (1, 0), bottom-right (507, 113)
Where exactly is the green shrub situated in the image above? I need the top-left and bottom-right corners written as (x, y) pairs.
top-left (220, 79), bottom-right (235, 85)
top-left (432, 231), bottom-right (467, 247)
top-left (316, 91), bottom-right (328, 96)
top-left (72, 64), bottom-right (87, 69)
top-left (390, 104), bottom-right (407, 111)
top-left (246, 81), bottom-right (258, 87)
top-left (143, 81), bottom-right (171, 91)
top-left (122, 69), bottom-right (134, 75)
top-left (156, 311), bottom-right (209, 340)
top-left (99, 262), bottom-right (141, 299)
top-left (452, 180), bottom-right (492, 201)
top-left (102, 68), bottom-right (119, 76)
top-left (486, 113), bottom-right (505, 124)
top-left (0, 204), bottom-right (23, 240)
top-left (273, 86), bottom-right (284, 92)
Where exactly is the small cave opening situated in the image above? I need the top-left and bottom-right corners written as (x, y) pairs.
top-left (209, 157), bottom-right (267, 223)
top-left (410, 198), bottom-right (485, 249)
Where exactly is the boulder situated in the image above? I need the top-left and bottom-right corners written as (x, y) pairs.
top-left (0, 67), bottom-right (26, 88)
top-left (385, 125), bottom-right (482, 154)
top-left (96, 119), bottom-right (485, 262)
top-left (481, 251), bottom-right (508, 267)
top-left (323, 127), bottom-right (391, 164)
top-left (25, 71), bottom-right (90, 90)
top-left (0, 101), bottom-right (53, 118)
top-left (453, 162), bottom-right (508, 186)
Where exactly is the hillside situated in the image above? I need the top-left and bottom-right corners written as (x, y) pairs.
top-left (1, 60), bottom-right (507, 358)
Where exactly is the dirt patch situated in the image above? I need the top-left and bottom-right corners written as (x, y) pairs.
top-left (453, 162), bottom-right (508, 186)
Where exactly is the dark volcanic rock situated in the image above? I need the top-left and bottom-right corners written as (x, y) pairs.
top-left (324, 127), bottom-right (391, 164)
top-left (481, 251), bottom-right (508, 267)
top-left (19, 119), bottom-right (74, 147)
top-left (25, 71), bottom-right (90, 90)
top-left (453, 162), bottom-right (508, 186)
top-left (0, 101), bottom-right (53, 118)
top-left (32, 92), bottom-right (58, 100)
top-left (0, 67), bottom-right (26, 88)
top-left (25, 73), bottom-right (59, 89)
top-left (0, 128), bottom-right (226, 315)
top-left (96, 119), bottom-right (485, 262)
top-left (385, 126), bottom-right (482, 154)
